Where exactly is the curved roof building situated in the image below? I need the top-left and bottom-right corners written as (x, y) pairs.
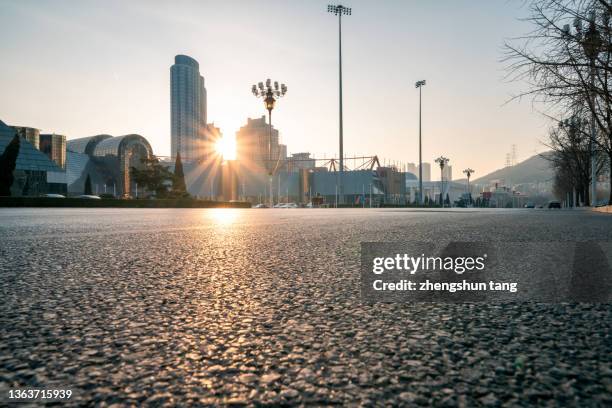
top-left (67, 134), bottom-right (112, 155)
top-left (66, 134), bottom-right (153, 197)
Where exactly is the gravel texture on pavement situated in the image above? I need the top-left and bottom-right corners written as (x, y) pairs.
top-left (0, 208), bottom-right (611, 406)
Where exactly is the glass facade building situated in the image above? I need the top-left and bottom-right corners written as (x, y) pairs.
top-left (66, 134), bottom-right (152, 197)
top-left (39, 133), bottom-right (66, 169)
top-left (11, 126), bottom-right (40, 150)
top-left (0, 120), bottom-right (66, 195)
top-left (171, 55), bottom-right (207, 162)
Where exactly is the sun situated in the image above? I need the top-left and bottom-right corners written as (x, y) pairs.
top-left (215, 135), bottom-right (236, 160)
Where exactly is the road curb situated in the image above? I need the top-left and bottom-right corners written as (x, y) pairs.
top-left (593, 205), bottom-right (612, 214)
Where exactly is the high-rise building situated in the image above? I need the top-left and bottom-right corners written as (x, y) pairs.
top-left (171, 54), bottom-right (207, 162)
top-left (236, 116), bottom-right (286, 173)
top-left (290, 153), bottom-right (316, 171)
top-left (40, 133), bottom-right (66, 169)
top-left (418, 162), bottom-right (431, 182)
top-left (12, 126), bottom-right (40, 150)
top-left (406, 162), bottom-right (417, 177)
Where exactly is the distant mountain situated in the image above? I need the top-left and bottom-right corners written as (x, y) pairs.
top-left (471, 152), bottom-right (554, 186)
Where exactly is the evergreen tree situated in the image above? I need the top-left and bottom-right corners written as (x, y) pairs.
top-left (131, 156), bottom-right (173, 198)
top-left (0, 134), bottom-right (20, 196)
top-left (84, 174), bottom-right (92, 195)
top-left (445, 193), bottom-right (450, 206)
top-left (172, 152), bottom-right (187, 193)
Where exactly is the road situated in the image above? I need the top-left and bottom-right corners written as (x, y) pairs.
top-left (0, 208), bottom-right (611, 406)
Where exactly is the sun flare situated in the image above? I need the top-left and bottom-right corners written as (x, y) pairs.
top-left (215, 135), bottom-right (236, 160)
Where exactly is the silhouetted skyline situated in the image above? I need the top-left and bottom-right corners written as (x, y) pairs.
top-left (0, 0), bottom-right (547, 177)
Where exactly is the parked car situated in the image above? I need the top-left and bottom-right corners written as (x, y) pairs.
top-left (547, 200), bottom-right (561, 209)
top-left (524, 202), bottom-right (535, 208)
top-left (75, 195), bottom-right (102, 200)
top-left (42, 194), bottom-right (65, 198)
top-left (253, 203), bottom-right (267, 208)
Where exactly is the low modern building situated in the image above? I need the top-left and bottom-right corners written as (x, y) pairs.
top-left (66, 134), bottom-right (153, 197)
top-left (0, 120), bottom-right (66, 195)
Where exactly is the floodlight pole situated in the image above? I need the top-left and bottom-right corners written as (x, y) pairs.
top-left (415, 80), bottom-right (426, 204)
top-left (328, 4), bottom-right (351, 205)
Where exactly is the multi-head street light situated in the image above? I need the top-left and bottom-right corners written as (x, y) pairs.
top-left (327, 4), bottom-right (352, 205)
top-left (252, 79), bottom-right (287, 208)
top-left (463, 168), bottom-right (475, 204)
top-left (435, 156), bottom-right (450, 207)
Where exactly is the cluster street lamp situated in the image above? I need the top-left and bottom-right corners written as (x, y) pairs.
top-left (463, 168), bottom-right (475, 204)
top-left (415, 80), bottom-right (426, 204)
top-left (435, 156), bottom-right (449, 207)
top-left (327, 4), bottom-right (352, 205)
top-left (564, 12), bottom-right (604, 206)
top-left (252, 79), bottom-right (288, 208)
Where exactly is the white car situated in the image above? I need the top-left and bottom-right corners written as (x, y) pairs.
top-left (75, 195), bottom-right (102, 200)
top-left (43, 194), bottom-right (65, 198)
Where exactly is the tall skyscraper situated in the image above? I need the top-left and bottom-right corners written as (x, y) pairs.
top-left (171, 55), bottom-right (207, 161)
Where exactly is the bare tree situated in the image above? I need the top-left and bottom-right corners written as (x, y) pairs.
top-left (505, 0), bottom-right (612, 203)
top-left (544, 114), bottom-right (606, 204)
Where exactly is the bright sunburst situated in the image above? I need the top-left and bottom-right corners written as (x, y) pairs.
top-left (215, 135), bottom-right (236, 160)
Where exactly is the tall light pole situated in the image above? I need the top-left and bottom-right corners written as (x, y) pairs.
top-left (463, 168), bottom-right (475, 205)
top-left (435, 156), bottom-right (449, 207)
top-left (328, 4), bottom-right (351, 205)
top-left (415, 80), bottom-right (426, 204)
top-left (252, 79), bottom-right (288, 208)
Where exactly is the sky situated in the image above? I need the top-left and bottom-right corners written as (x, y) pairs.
top-left (0, 0), bottom-right (550, 178)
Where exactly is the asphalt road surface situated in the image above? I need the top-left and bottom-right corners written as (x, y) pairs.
top-left (1, 208), bottom-right (611, 406)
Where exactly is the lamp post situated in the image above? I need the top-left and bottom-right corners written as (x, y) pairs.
top-left (463, 168), bottom-right (475, 205)
top-left (252, 79), bottom-right (287, 208)
top-left (415, 80), bottom-right (426, 204)
top-left (327, 4), bottom-right (351, 205)
top-left (435, 156), bottom-right (449, 207)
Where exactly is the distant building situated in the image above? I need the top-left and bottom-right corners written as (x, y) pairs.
top-left (221, 160), bottom-right (239, 201)
top-left (443, 165), bottom-right (452, 181)
top-left (0, 120), bottom-right (66, 195)
top-left (406, 162), bottom-right (417, 175)
top-left (171, 54), bottom-right (207, 162)
top-left (236, 116), bottom-right (286, 174)
top-left (418, 162), bottom-right (431, 182)
top-left (289, 152), bottom-right (315, 171)
top-left (11, 126), bottom-right (40, 150)
top-left (39, 133), bottom-right (66, 169)
top-left (66, 134), bottom-right (152, 197)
